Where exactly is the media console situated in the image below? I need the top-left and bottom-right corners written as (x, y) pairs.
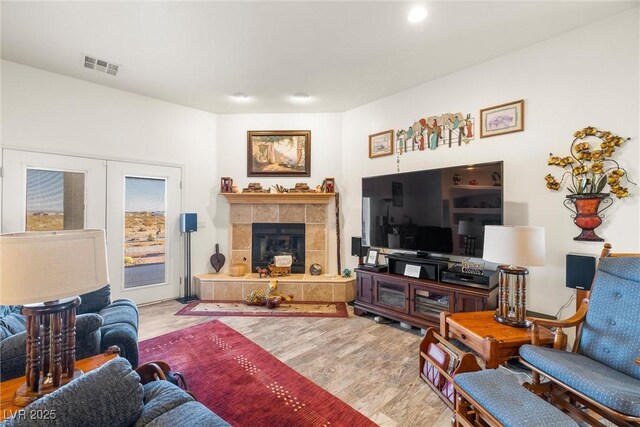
top-left (355, 258), bottom-right (499, 329)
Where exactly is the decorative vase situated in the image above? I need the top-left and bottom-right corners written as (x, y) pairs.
top-left (564, 193), bottom-right (612, 241)
top-left (309, 263), bottom-right (322, 276)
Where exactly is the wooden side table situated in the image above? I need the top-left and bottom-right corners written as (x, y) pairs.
top-left (440, 311), bottom-right (554, 369)
top-left (1, 351), bottom-right (118, 420)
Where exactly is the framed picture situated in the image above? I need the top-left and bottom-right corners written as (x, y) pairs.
top-left (322, 177), bottom-right (335, 193)
top-left (392, 181), bottom-right (403, 207)
top-left (369, 130), bottom-right (394, 158)
top-left (365, 248), bottom-right (380, 266)
top-left (220, 177), bottom-right (233, 193)
top-left (247, 130), bottom-right (311, 177)
top-left (479, 100), bottom-right (524, 138)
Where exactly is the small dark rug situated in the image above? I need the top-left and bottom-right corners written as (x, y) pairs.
top-left (175, 300), bottom-right (349, 318)
top-left (139, 320), bottom-right (375, 427)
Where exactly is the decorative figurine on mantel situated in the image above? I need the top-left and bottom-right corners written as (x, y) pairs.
top-left (322, 177), bottom-right (336, 193)
top-left (289, 183), bottom-right (313, 193)
top-left (272, 184), bottom-right (289, 193)
top-left (220, 177), bottom-right (233, 193)
top-left (242, 182), bottom-right (269, 193)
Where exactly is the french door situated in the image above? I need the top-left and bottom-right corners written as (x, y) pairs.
top-left (2, 150), bottom-right (182, 304)
top-left (106, 161), bottom-right (181, 303)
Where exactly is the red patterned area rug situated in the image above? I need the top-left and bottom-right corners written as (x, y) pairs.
top-left (139, 320), bottom-right (375, 427)
top-left (175, 300), bottom-right (349, 318)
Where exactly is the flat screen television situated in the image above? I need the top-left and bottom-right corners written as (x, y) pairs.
top-left (362, 161), bottom-right (503, 258)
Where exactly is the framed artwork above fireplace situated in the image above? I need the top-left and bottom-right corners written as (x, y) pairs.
top-left (247, 130), bottom-right (311, 177)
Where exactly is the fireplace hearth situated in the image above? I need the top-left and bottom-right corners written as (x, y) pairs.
top-left (252, 223), bottom-right (305, 273)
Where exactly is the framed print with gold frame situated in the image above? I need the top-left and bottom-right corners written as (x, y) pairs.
top-left (247, 130), bottom-right (311, 177)
top-left (369, 130), bottom-right (394, 158)
top-left (479, 100), bottom-right (524, 138)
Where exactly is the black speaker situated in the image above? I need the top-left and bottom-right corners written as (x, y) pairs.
top-left (180, 213), bottom-right (198, 233)
top-left (351, 237), bottom-right (368, 257)
top-left (566, 253), bottom-right (596, 290)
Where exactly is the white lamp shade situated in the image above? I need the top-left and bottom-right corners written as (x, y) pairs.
top-left (482, 225), bottom-right (545, 267)
top-left (0, 229), bottom-right (109, 305)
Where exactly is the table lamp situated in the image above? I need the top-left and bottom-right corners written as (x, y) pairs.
top-left (0, 229), bottom-right (108, 406)
top-left (482, 225), bottom-right (545, 327)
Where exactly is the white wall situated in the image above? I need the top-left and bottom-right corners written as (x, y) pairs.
top-left (341, 11), bottom-right (639, 315)
top-left (1, 60), bottom-right (218, 291)
top-left (215, 113), bottom-right (343, 274)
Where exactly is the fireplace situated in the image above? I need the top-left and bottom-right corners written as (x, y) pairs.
top-left (252, 223), bottom-right (305, 273)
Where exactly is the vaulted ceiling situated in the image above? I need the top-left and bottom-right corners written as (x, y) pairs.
top-left (2, 1), bottom-right (637, 113)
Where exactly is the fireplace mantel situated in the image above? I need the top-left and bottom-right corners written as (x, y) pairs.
top-left (222, 192), bottom-right (334, 205)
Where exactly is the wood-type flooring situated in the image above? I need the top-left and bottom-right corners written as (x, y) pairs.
top-left (139, 300), bottom-right (452, 427)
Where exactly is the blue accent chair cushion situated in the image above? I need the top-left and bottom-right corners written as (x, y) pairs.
top-left (578, 257), bottom-right (640, 380)
top-left (455, 369), bottom-right (578, 427)
top-left (520, 345), bottom-right (640, 417)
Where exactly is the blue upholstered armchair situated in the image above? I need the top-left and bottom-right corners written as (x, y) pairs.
top-left (0, 285), bottom-right (139, 381)
top-left (519, 250), bottom-right (640, 426)
top-left (76, 285), bottom-right (140, 368)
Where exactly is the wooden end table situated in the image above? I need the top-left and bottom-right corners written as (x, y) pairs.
top-left (440, 310), bottom-right (554, 369)
top-left (1, 351), bottom-right (118, 420)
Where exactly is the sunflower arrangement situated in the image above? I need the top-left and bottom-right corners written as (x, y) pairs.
top-left (544, 126), bottom-right (635, 199)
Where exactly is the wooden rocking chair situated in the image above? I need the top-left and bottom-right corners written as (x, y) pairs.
top-left (519, 243), bottom-right (640, 426)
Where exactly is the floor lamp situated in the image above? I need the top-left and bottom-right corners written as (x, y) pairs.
top-left (482, 226), bottom-right (545, 328)
top-left (177, 213), bottom-right (198, 304)
top-left (0, 229), bottom-right (109, 406)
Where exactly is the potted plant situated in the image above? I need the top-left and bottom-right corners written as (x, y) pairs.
top-left (544, 126), bottom-right (635, 241)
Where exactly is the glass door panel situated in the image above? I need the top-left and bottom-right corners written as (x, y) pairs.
top-left (106, 161), bottom-right (181, 304)
top-left (2, 150), bottom-right (105, 233)
top-left (411, 285), bottom-right (453, 320)
top-left (375, 279), bottom-right (408, 312)
top-left (124, 176), bottom-right (167, 288)
top-left (26, 169), bottom-right (86, 231)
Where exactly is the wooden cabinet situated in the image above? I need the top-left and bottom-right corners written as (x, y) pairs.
top-left (410, 283), bottom-right (454, 324)
top-left (374, 276), bottom-right (409, 313)
top-left (356, 274), bottom-right (373, 304)
top-left (455, 293), bottom-right (487, 312)
top-left (355, 269), bottom-right (498, 329)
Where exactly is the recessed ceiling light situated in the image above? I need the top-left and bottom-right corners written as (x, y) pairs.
top-left (290, 92), bottom-right (312, 103)
top-left (407, 6), bottom-right (428, 23)
top-left (231, 92), bottom-right (250, 102)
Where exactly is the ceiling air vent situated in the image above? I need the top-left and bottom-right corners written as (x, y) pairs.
top-left (83, 54), bottom-right (120, 76)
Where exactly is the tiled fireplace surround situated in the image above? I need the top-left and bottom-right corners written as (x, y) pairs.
top-left (230, 203), bottom-right (328, 272)
top-left (194, 196), bottom-right (356, 303)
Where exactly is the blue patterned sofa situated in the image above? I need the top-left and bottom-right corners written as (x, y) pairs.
top-left (0, 285), bottom-right (139, 381)
top-left (0, 357), bottom-right (229, 427)
top-left (519, 255), bottom-right (640, 426)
